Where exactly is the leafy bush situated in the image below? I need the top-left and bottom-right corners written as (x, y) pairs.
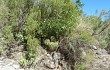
top-left (20, 57), bottom-right (27, 68)
top-left (3, 0), bottom-right (81, 46)
top-left (15, 32), bottom-right (24, 42)
top-left (26, 35), bottom-right (40, 60)
top-left (72, 31), bottom-right (93, 44)
top-left (79, 31), bottom-right (91, 43)
top-left (2, 26), bottom-right (15, 43)
top-left (82, 15), bottom-right (103, 34)
top-left (44, 39), bottom-right (58, 51)
top-left (24, 0), bottom-right (81, 42)
top-left (75, 62), bottom-right (86, 70)
top-left (0, 0), bottom-right (9, 27)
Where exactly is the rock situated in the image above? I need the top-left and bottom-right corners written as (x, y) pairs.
top-left (47, 54), bottom-right (52, 60)
top-left (18, 69), bottom-right (24, 70)
top-left (89, 48), bottom-right (110, 70)
top-left (44, 60), bottom-right (56, 69)
top-left (82, 49), bottom-right (86, 56)
top-left (92, 45), bottom-right (97, 50)
top-left (52, 52), bottom-right (61, 67)
top-left (0, 57), bottom-right (25, 70)
top-left (1, 65), bottom-right (15, 70)
top-left (12, 64), bottom-right (20, 69)
top-left (52, 52), bottom-right (60, 60)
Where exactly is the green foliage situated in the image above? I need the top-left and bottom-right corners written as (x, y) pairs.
top-left (83, 15), bottom-right (103, 33)
top-left (79, 31), bottom-right (91, 43)
top-left (22, 0), bottom-right (81, 54)
top-left (1, 0), bottom-right (81, 47)
top-left (26, 35), bottom-right (39, 60)
top-left (20, 57), bottom-right (27, 67)
top-left (100, 40), bottom-right (108, 48)
top-left (0, 0), bottom-right (9, 25)
top-left (83, 50), bottom-right (94, 61)
top-left (76, 0), bottom-right (84, 8)
top-left (0, 47), bottom-right (3, 56)
top-left (106, 29), bottom-right (110, 43)
top-left (75, 62), bottom-right (86, 70)
top-left (2, 26), bottom-right (15, 43)
top-left (44, 39), bottom-right (58, 51)
top-left (24, 0), bottom-right (81, 41)
top-left (15, 32), bottom-right (24, 42)
top-left (79, 15), bottom-right (110, 47)
top-left (72, 31), bottom-right (92, 44)
top-left (24, 6), bottom-right (40, 36)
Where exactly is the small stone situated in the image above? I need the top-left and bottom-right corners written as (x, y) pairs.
top-left (52, 52), bottom-right (60, 60)
top-left (0, 60), bottom-right (3, 63)
top-left (45, 61), bottom-right (55, 69)
top-left (82, 49), bottom-right (86, 56)
top-left (47, 54), bottom-right (52, 60)
top-left (12, 64), bottom-right (20, 69)
top-left (92, 45), bottom-right (97, 50)
top-left (44, 60), bottom-right (56, 69)
top-left (103, 58), bottom-right (106, 62)
top-left (18, 69), bottom-right (24, 70)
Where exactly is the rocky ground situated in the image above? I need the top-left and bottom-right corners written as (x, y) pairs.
top-left (0, 45), bottom-right (71, 70)
top-left (0, 47), bottom-right (110, 70)
top-left (0, 56), bottom-right (24, 70)
top-left (89, 48), bottom-right (110, 70)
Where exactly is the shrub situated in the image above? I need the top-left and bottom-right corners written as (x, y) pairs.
top-left (26, 35), bottom-right (40, 60)
top-left (15, 32), bottom-right (24, 42)
top-left (72, 31), bottom-right (93, 44)
top-left (3, 0), bottom-right (81, 46)
top-left (20, 57), bottom-right (27, 68)
top-left (44, 39), bottom-right (58, 51)
top-left (2, 26), bottom-right (15, 43)
top-left (24, 0), bottom-right (81, 42)
top-left (75, 62), bottom-right (86, 70)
